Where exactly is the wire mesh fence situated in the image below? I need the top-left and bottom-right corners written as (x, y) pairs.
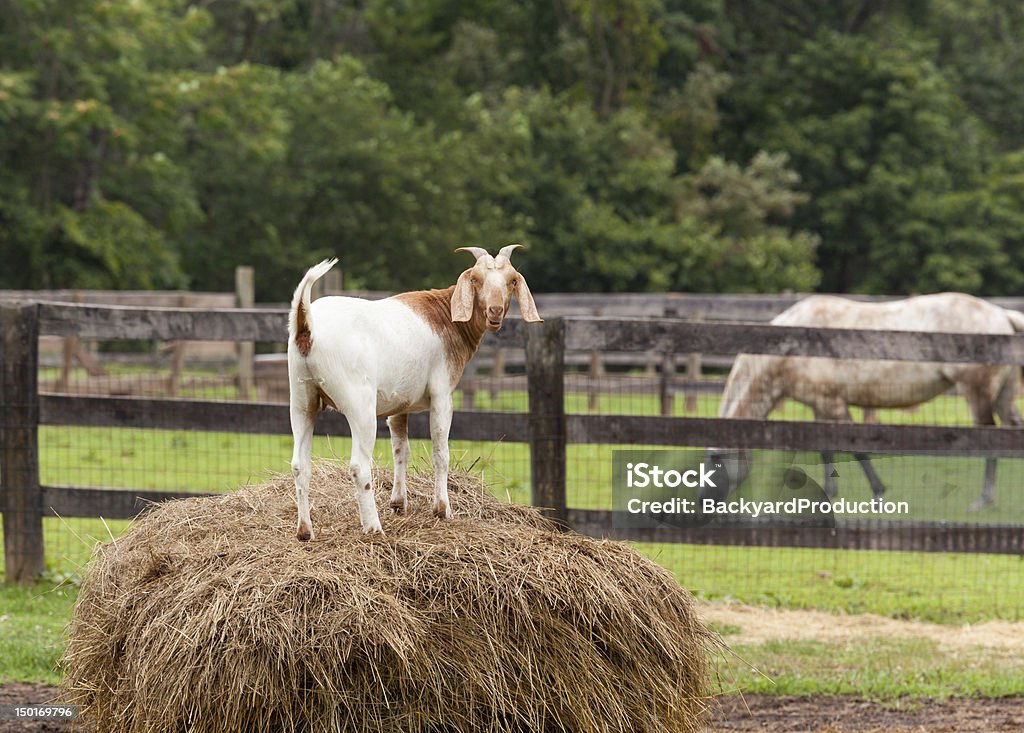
top-left (2, 302), bottom-right (1023, 627)
top-left (23, 333), bottom-right (536, 578)
top-left (563, 359), bottom-right (1024, 624)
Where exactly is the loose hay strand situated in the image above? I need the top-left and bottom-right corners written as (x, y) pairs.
top-left (62, 462), bottom-right (715, 733)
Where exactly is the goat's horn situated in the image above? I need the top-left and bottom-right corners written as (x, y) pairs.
top-left (497, 244), bottom-right (524, 260)
top-left (455, 246), bottom-right (490, 261)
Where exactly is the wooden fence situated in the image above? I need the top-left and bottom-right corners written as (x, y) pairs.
top-left (0, 268), bottom-right (257, 397)
top-left (3, 301), bottom-right (1024, 584)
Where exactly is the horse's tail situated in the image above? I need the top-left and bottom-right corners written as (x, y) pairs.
top-left (1004, 308), bottom-right (1024, 333)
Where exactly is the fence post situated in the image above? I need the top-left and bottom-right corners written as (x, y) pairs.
top-left (660, 305), bottom-right (678, 416)
top-left (489, 347), bottom-right (505, 406)
top-left (587, 350), bottom-right (604, 411)
top-left (167, 292), bottom-right (192, 396)
top-left (659, 351), bottom-right (675, 416)
top-left (1, 303), bottom-right (44, 583)
top-left (684, 309), bottom-right (704, 413)
top-left (526, 318), bottom-right (567, 526)
top-left (235, 266), bottom-right (255, 400)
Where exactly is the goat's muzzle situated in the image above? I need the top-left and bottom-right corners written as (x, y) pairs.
top-left (486, 306), bottom-right (504, 331)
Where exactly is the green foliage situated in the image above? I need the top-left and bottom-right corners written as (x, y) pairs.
top-left (726, 31), bottom-right (1010, 293)
top-left (3, 0), bottom-right (1024, 296)
top-left (0, 0), bottom-right (204, 289)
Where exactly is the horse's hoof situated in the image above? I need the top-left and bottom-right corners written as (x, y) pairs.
top-left (967, 498), bottom-right (993, 513)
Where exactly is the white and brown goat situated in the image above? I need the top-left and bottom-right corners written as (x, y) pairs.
top-left (287, 245), bottom-right (542, 538)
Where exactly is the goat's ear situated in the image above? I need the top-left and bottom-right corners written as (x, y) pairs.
top-left (514, 276), bottom-right (543, 323)
top-left (451, 270), bottom-right (475, 322)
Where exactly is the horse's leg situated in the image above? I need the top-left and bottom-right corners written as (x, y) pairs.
top-left (964, 381), bottom-right (997, 513)
top-left (816, 403), bottom-right (887, 499)
top-left (993, 368), bottom-right (1023, 427)
top-left (967, 458), bottom-right (998, 513)
top-left (853, 452), bottom-right (886, 499)
top-left (820, 450), bottom-right (838, 498)
top-left (812, 407), bottom-right (840, 498)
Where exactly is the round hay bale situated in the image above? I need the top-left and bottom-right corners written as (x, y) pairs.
top-left (62, 462), bottom-right (715, 733)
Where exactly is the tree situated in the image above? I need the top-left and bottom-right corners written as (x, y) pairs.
top-left (480, 90), bottom-right (818, 293)
top-left (725, 32), bottom-right (995, 293)
top-left (0, 0), bottom-right (207, 288)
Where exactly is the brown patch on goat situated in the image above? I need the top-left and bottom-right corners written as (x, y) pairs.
top-left (394, 286), bottom-right (487, 386)
top-left (294, 302), bottom-right (312, 357)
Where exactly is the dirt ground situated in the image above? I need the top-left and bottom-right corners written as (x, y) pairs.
top-left (710, 694), bottom-right (1024, 732)
top-left (2, 683), bottom-right (1022, 732)
top-left (0, 684), bottom-right (71, 733)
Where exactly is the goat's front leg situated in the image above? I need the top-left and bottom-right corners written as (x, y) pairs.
top-left (290, 396), bottom-right (317, 541)
top-left (388, 413), bottom-right (410, 514)
top-left (349, 408), bottom-right (383, 533)
top-left (429, 393), bottom-right (454, 519)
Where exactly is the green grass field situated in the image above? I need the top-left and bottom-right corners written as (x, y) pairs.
top-left (715, 635), bottom-right (1024, 698)
top-left (2, 381), bottom-right (1023, 695)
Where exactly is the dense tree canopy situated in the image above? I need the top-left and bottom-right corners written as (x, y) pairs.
top-left (2, 0), bottom-right (1022, 298)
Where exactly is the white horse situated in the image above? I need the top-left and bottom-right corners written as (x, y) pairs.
top-left (703, 293), bottom-right (1024, 512)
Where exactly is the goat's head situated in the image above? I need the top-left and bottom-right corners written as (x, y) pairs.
top-left (451, 245), bottom-right (542, 331)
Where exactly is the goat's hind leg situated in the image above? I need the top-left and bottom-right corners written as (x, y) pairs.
top-left (388, 413), bottom-right (410, 514)
top-left (349, 406), bottom-right (384, 533)
top-left (289, 385), bottom-right (318, 541)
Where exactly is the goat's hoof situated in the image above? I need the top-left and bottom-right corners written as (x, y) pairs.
top-left (296, 523), bottom-right (315, 542)
top-left (362, 523), bottom-right (385, 535)
top-left (390, 499), bottom-right (408, 515)
top-left (432, 501), bottom-right (451, 519)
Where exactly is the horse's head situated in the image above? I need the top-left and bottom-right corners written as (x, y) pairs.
top-left (699, 448), bottom-right (752, 501)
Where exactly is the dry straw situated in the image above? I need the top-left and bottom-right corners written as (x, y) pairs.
top-left (62, 461), bottom-right (715, 732)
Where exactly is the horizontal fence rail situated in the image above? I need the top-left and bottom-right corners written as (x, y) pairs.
top-left (37, 302), bottom-right (528, 345)
top-left (40, 395), bottom-right (530, 442)
top-left (38, 303), bottom-right (289, 342)
top-left (568, 510), bottom-right (1024, 555)
top-left (36, 302), bottom-right (1024, 362)
top-left (37, 394), bottom-right (1024, 456)
top-left (565, 317), bottom-right (1024, 364)
top-left (41, 485), bottom-right (217, 520)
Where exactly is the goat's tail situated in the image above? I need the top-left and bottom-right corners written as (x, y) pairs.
top-left (289, 258), bottom-right (338, 356)
top-left (1004, 307), bottom-right (1024, 333)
